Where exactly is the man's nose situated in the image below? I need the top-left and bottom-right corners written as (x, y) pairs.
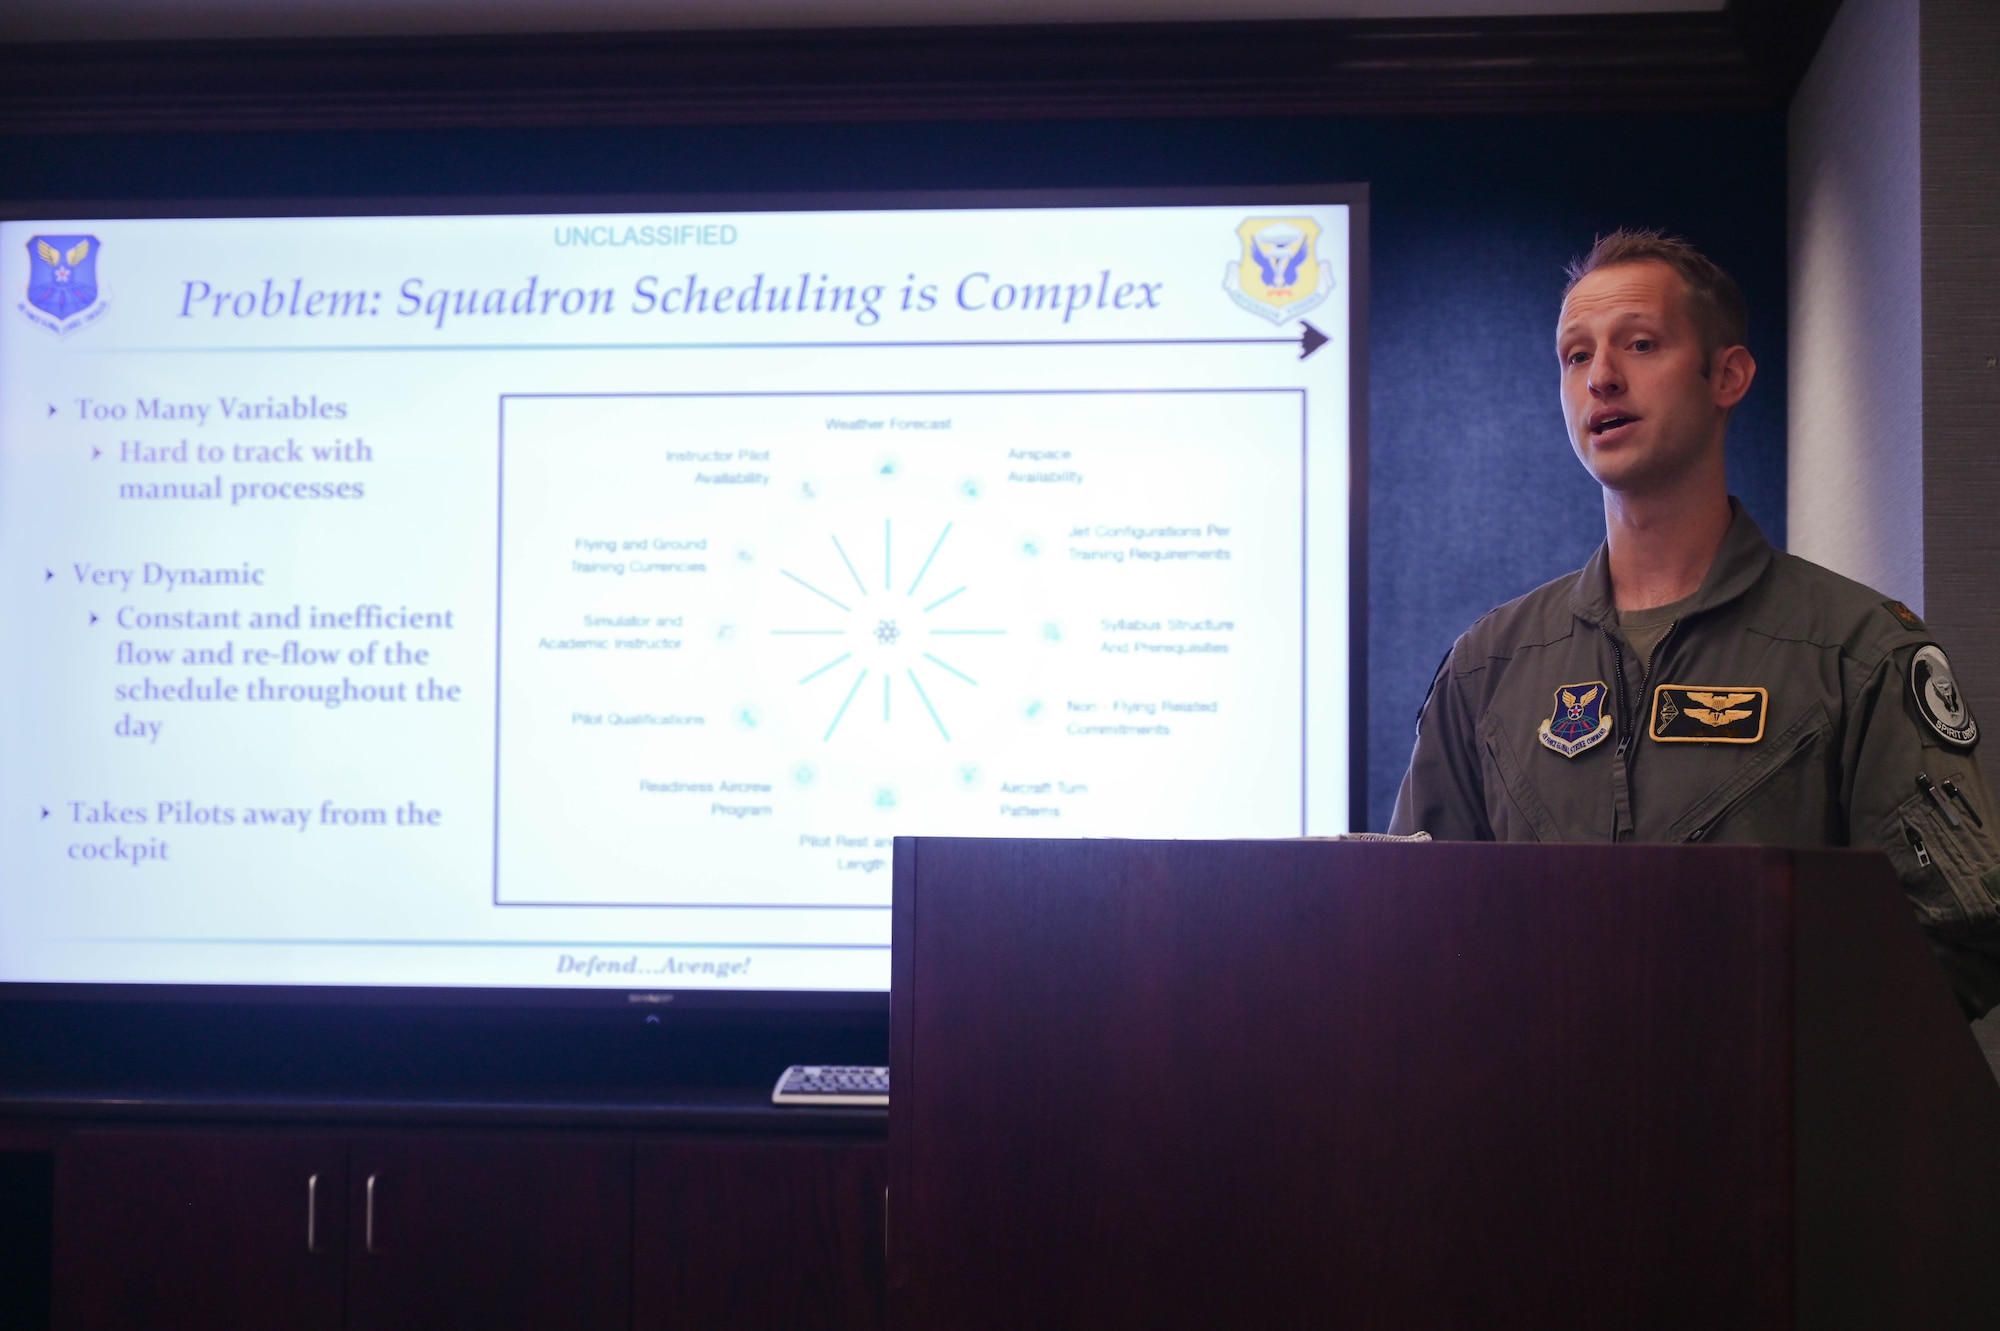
top-left (1588, 350), bottom-right (1623, 396)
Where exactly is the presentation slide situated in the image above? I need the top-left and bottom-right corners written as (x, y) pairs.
top-left (0, 198), bottom-right (1355, 991)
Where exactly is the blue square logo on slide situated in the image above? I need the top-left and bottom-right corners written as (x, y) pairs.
top-left (19, 233), bottom-right (110, 336)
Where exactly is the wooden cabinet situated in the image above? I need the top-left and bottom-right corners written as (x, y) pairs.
top-left (47, 1124), bottom-right (884, 1330)
top-left (0, 1147), bottom-right (56, 1331)
top-left (52, 1131), bottom-right (347, 1331)
top-left (345, 1134), bottom-right (631, 1331)
top-left (634, 1139), bottom-right (885, 1331)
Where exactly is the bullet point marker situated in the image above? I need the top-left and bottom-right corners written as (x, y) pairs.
top-left (44, 569), bottom-right (54, 581)
top-left (91, 446), bottom-right (101, 459)
top-left (41, 808), bottom-right (50, 819)
top-left (88, 611), bottom-right (98, 625)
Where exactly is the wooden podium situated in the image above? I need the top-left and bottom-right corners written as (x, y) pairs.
top-left (887, 840), bottom-right (2000, 1330)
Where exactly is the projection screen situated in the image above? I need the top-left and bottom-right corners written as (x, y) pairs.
top-left (0, 189), bottom-right (1365, 994)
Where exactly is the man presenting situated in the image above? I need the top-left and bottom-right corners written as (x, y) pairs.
top-left (1388, 229), bottom-right (2000, 1017)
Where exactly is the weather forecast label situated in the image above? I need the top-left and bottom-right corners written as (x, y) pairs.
top-left (493, 390), bottom-right (1307, 906)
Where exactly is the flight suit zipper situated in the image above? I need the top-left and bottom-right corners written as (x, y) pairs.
top-left (1605, 620), bottom-right (1680, 842)
top-left (1608, 631), bottom-right (1634, 840)
top-left (1610, 633), bottom-right (1631, 759)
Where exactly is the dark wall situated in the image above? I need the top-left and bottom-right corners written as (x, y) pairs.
top-left (1920, 0), bottom-right (2000, 752)
top-left (5, 112), bottom-right (1787, 829)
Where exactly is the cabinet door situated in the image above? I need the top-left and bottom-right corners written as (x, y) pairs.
top-left (634, 1138), bottom-right (887, 1331)
top-left (52, 1130), bottom-right (347, 1331)
top-left (344, 1133), bottom-right (631, 1331)
top-left (0, 1149), bottom-right (55, 1331)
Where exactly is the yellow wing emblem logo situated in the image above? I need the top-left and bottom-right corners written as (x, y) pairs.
top-left (33, 240), bottom-right (89, 266)
top-left (1685, 691), bottom-right (1756, 727)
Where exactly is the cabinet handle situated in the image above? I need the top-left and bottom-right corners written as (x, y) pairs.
top-left (365, 1173), bottom-right (381, 1255)
top-left (307, 1173), bottom-right (322, 1254)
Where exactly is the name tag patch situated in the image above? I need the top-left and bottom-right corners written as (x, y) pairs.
top-left (1538, 680), bottom-right (1612, 758)
top-left (1651, 684), bottom-right (1768, 743)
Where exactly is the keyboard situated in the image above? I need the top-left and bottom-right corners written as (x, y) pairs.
top-left (771, 1064), bottom-right (889, 1107)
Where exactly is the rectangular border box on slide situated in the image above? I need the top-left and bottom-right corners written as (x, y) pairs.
top-left (492, 387), bottom-right (1311, 910)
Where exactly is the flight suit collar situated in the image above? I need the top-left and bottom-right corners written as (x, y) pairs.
top-left (1567, 497), bottom-right (1774, 627)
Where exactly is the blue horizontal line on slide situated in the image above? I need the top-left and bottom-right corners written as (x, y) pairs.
top-left (101, 323), bottom-right (1329, 359)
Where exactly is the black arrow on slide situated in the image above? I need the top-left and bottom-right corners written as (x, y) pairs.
top-left (744, 322), bottom-right (1334, 360)
top-left (691, 323), bottom-right (1333, 358)
top-left (91, 446), bottom-right (101, 459)
top-left (305, 323), bottom-right (1335, 360)
top-left (47, 404), bottom-right (56, 417)
top-left (88, 612), bottom-right (97, 625)
top-left (41, 807), bottom-right (49, 820)
top-left (44, 569), bottom-right (53, 582)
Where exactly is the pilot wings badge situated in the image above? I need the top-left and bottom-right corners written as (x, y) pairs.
top-left (1538, 681), bottom-right (1612, 758)
top-left (1223, 217), bottom-right (1333, 325)
top-left (1650, 684), bottom-right (1768, 743)
top-left (18, 234), bottom-right (109, 336)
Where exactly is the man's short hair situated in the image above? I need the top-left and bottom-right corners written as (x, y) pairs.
top-left (1563, 229), bottom-right (1749, 361)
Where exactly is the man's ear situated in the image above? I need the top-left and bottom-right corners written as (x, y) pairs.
top-left (1711, 345), bottom-right (1756, 410)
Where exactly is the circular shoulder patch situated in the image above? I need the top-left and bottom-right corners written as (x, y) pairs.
top-left (1910, 643), bottom-right (1979, 749)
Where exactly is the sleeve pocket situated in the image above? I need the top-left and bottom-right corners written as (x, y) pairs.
top-left (1876, 776), bottom-right (2000, 933)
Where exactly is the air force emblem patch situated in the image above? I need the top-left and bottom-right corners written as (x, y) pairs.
top-left (1911, 644), bottom-right (1978, 749)
top-left (18, 234), bottom-right (109, 336)
top-left (1651, 684), bottom-right (1768, 743)
top-left (1223, 217), bottom-right (1333, 325)
top-left (1539, 681), bottom-right (1612, 758)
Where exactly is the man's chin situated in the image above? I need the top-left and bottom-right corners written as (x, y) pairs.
top-left (1573, 419), bottom-right (1727, 496)
top-left (1580, 453), bottom-right (1672, 498)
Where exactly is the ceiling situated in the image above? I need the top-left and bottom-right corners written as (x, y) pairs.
top-left (2, 0), bottom-right (1726, 44)
top-left (2, 0), bottom-right (1830, 137)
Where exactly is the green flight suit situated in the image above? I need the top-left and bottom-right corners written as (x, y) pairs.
top-left (1388, 499), bottom-right (2000, 1017)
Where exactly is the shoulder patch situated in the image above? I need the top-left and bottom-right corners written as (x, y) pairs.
top-left (1883, 599), bottom-right (1926, 631)
top-left (1651, 684), bottom-right (1768, 743)
top-left (1910, 643), bottom-right (1979, 749)
top-left (1537, 681), bottom-right (1612, 758)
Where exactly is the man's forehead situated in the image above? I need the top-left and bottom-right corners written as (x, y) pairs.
top-left (1558, 261), bottom-right (1687, 332)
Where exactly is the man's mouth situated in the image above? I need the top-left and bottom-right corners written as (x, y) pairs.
top-left (1589, 412), bottom-right (1640, 438)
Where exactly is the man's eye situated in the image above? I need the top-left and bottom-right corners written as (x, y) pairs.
top-left (1631, 339), bottom-right (1654, 351)
top-left (1565, 350), bottom-right (1589, 365)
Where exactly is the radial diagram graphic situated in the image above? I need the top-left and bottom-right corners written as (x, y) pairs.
top-left (774, 520), bottom-right (1004, 742)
